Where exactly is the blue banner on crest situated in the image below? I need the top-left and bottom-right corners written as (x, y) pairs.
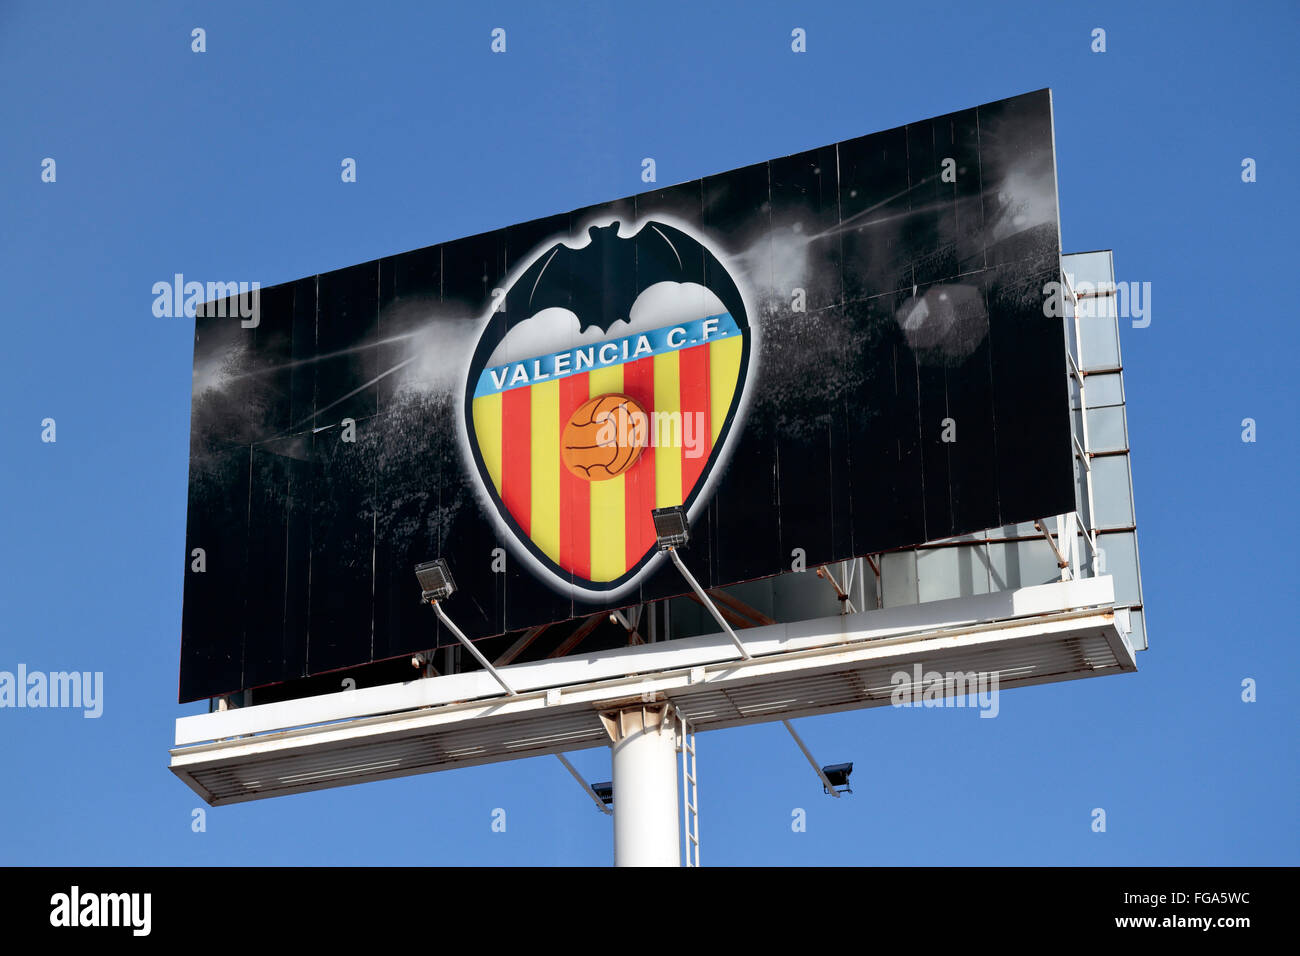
top-left (473, 312), bottom-right (740, 398)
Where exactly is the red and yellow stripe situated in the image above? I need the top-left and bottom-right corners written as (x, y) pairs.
top-left (471, 335), bottom-right (743, 583)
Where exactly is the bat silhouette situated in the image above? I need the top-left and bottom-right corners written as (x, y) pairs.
top-left (466, 220), bottom-right (749, 379)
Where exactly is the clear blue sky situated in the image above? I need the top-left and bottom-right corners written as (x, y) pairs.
top-left (1, 0), bottom-right (1295, 866)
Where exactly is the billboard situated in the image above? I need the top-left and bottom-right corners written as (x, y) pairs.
top-left (181, 88), bottom-right (1072, 702)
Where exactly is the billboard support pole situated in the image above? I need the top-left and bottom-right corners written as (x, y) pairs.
top-left (600, 704), bottom-right (682, 867)
top-left (430, 601), bottom-right (517, 696)
top-left (667, 547), bottom-right (751, 660)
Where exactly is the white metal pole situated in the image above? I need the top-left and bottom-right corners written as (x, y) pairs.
top-left (555, 754), bottom-right (613, 815)
top-left (667, 547), bottom-right (750, 660)
top-left (608, 708), bottom-right (681, 867)
top-left (431, 601), bottom-right (516, 695)
top-left (782, 718), bottom-right (842, 798)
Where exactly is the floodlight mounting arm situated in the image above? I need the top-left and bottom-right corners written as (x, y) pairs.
top-left (555, 754), bottom-right (613, 815)
top-left (781, 719), bottom-right (842, 798)
top-left (430, 600), bottom-right (518, 696)
top-left (666, 547), bottom-right (752, 661)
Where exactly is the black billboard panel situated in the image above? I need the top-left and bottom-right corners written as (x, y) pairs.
top-left (180, 89), bottom-right (1073, 702)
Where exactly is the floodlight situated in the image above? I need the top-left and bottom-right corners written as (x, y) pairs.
top-left (591, 782), bottom-right (614, 807)
top-left (414, 559), bottom-right (456, 603)
top-left (822, 762), bottom-right (853, 795)
top-left (651, 505), bottom-right (690, 551)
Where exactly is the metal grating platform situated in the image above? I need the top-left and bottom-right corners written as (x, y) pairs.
top-left (171, 578), bottom-right (1135, 806)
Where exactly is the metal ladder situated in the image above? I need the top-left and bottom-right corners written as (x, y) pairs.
top-left (678, 710), bottom-right (700, 867)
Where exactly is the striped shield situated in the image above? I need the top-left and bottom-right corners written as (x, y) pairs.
top-left (469, 311), bottom-right (747, 591)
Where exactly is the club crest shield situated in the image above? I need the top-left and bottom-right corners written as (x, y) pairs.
top-left (463, 220), bottom-right (752, 596)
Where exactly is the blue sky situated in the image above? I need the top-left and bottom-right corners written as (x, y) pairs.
top-left (0, 0), bottom-right (1295, 865)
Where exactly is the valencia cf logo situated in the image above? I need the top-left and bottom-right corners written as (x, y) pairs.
top-left (463, 219), bottom-right (753, 598)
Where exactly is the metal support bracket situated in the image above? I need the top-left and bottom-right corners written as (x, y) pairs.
top-left (782, 719), bottom-right (844, 798)
top-left (430, 600), bottom-right (517, 696)
top-left (666, 547), bottom-right (751, 660)
top-left (555, 753), bottom-right (612, 815)
top-left (610, 605), bottom-right (645, 645)
top-left (815, 563), bottom-right (858, 614)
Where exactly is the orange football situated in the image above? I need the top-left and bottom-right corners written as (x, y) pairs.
top-left (561, 393), bottom-right (648, 481)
